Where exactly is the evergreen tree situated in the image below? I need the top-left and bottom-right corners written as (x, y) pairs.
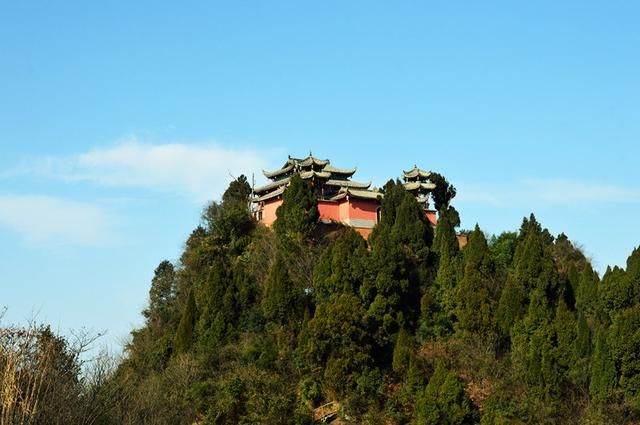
top-left (175, 289), bottom-right (197, 353)
top-left (392, 327), bottom-right (413, 375)
top-left (429, 172), bottom-right (457, 212)
top-left (608, 305), bottom-right (640, 408)
top-left (489, 231), bottom-right (518, 274)
top-left (422, 206), bottom-right (460, 339)
top-left (195, 255), bottom-right (235, 349)
top-left (576, 263), bottom-right (600, 321)
top-left (305, 294), bottom-right (372, 397)
top-left (497, 215), bottom-right (558, 337)
top-left (363, 181), bottom-right (433, 352)
top-left (313, 228), bottom-right (368, 303)
top-left (599, 249), bottom-right (640, 323)
top-left (571, 310), bottom-right (592, 389)
top-left (554, 298), bottom-right (576, 380)
top-left (273, 174), bottom-right (319, 241)
top-left (144, 260), bottom-right (176, 328)
top-left (262, 253), bottom-right (302, 325)
top-left (590, 328), bottom-right (616, 403)
top-left (222, 174), bottom-right (252, 209)
top-left (414, 361), bottom-right (478, 425)
top-left (456, 225), bottom-right (498, 340)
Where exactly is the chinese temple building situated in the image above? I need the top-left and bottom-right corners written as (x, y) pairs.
top-left (253, 155), bottom-right (436, 238)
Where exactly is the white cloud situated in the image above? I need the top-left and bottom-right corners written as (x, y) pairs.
top-left (457, 178), bottom-right (640, 207)
top-left (20, 138), bottom-right (276, 203)
top-left (0, 195), bottom-right (115, 247)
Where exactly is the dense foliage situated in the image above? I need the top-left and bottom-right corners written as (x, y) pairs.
top-left (9, 172), bottom-right (640, 424)
top-left (109, 175), bottom-right (640, 424)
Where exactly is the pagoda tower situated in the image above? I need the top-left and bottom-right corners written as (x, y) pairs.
top-left (402, 165), bottom-right (438, 226)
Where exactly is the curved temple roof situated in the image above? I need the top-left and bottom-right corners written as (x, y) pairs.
top-left (263, 164), bottom-right (294, 178)
top-left (322, 164), bottom-right (356, 175)
top-left (299, 170), bottom-right (331, 179)
top-left (403, 166), bottom-right (431, 179)
top-left (254, 186), bottom-right (286, 202)
top-left (263, 155), bottom-right (333, 178)
top-left (325, 179), bottom-right (371, 189)
top-left (254, 176), bottom-right (291, 194)
top-left (403, 181), bottom-right (436, 191)
top-left (297, 156), bottom-right (330, 167)
top-left (255, 154), bottom-right (383, 205)
top-left (330, 187), bottom-right (383, 201)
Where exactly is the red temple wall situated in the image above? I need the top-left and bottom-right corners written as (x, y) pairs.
top-left (339, 199), bottom-right (351, 220)
top-left (348, 198), bottom-right (378, 221)
top-left (261, 198), bottom-right (282, 226)
top-left (317, 200), bottom-right (341, 222)
top-left (259, 196), bottom-right (381, 239)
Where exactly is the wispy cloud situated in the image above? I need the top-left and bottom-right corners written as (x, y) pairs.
top-left (457, 178), bottom-right (640, 207)
top-left (10, 137), bottom-right (277, 203)
top-left (0, 195), bottom-right (115, 247)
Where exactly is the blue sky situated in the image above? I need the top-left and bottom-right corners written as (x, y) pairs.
top-left (1, 1), bottom-right (639, 349)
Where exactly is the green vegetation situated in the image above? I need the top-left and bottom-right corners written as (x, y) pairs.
top-left (4, 172), bottom-right (640, 424)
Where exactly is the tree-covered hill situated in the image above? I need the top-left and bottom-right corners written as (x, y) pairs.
top-left (4, 173), bottom-right (640, 424)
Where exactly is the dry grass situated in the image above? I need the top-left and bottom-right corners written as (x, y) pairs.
top-left (0, 324), bottom-right (54, 425)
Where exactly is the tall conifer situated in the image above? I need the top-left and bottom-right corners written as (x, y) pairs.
top-left (175, 289), bottom-right (197, 353)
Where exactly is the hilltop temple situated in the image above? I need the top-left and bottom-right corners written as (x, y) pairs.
top-left (252, 155), bottom-right (437, 238)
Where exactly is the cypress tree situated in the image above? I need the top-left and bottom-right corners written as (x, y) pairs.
top-left (262, 254), bottom-right (300, 325)
top-left (423, 206), bottom-right (460, 338)
top-left (363, 182), bottom-right (433, 349)
top-left (497, 215), bottom-right (558, 336)
top-left (554, 299), bottom-right (576, 376)
top-left (590, 328), bottom-right (616, 403)
top-left (273, 174), bottom-right (319, 241)
top-left (392, 327), bottom-right (413, 375)
top-left (571, 310), bottom-right (592, 389)
top-left (305, 294), bottom-right (371, 397)
top-left (456, 225), bottom-right (497, 340)
top-left (313, 228), bottom-right (368, 302)
top-left (607, 305), bottom-right (640, 407)
top-left (144, 260), bottom-right (176, 328)
top-left (429, 172), bottom-right (457, 212)
top-left (175, 289), bottom-right (197, 353)
top-left (415, 361), bottom-right (478, 425)
top-left (575, 264), bottom-right (599, 320)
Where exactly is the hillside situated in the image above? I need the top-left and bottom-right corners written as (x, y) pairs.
top-left (3, 172), bottom-right (640, 424)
